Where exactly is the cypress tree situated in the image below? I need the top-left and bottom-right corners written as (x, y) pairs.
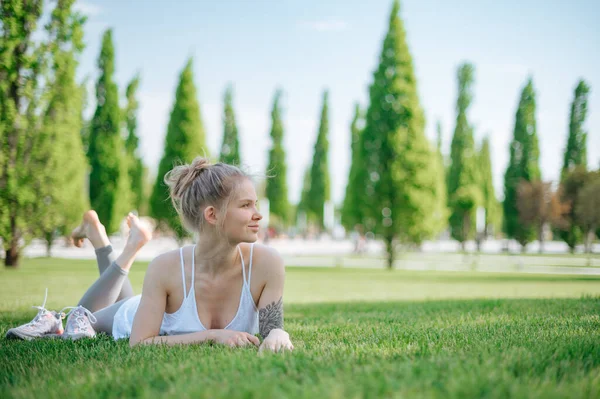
top-left (306, 90), bottom-right (331, 229)
top-left (436, 121), bottom-right (443, 156)
top-left (561, 80), bottom-right (590, 181)
top-left (219, 84), bottom-right (241, 165)
top-left (124, 73), bottom-right (144, 213)
top-left (341, 103), bottom-right (365, 231)
top-left (559, 80), bottom-right (591, 252)
top-left (150, 58), bottom-right (209, 237)
top-left (431, 123), bottom-right (449, 237)
top-left (87, 29), bottom-right (130, 234)
top-left (0, 0), bottom-right (45, 266)
top-left (296, 166), bottom-right (311, 225)
top-left (503, 78), bottom-right (540, 250)
top-left (37, 0), bottom-right (89, 255)
top-left (264, 90), bottom-right (290, 225)
top-left (447, 63), bottom-right (482, 249)
top-left (359, 0), bottom-right (439, 267)
top-left (478, 137), bottom-right (500, 236)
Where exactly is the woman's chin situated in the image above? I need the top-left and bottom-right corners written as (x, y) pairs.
top-left (238, 232), bottom-right (259, 243)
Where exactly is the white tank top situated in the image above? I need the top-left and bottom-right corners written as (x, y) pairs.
top-left (112, 244), bottom-right (259, 340)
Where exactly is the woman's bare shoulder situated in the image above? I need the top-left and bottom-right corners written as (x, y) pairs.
top-left (145, 248), bottom-right (183, 280)
top-left (149, 249), bottom-right (181, 268)
top-left (243, 243), bottom-right (284, 274)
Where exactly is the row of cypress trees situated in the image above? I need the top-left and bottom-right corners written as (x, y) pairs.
top-left (1, 0), bottom-right (593, 268)
top-left (339, 1), bottom-right (593, 265)
top-left (1, 0), bottom-right (96, 266)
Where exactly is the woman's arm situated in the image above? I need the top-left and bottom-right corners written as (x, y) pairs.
top-left (128, 256), bottom-right (171, 347)
top-left (256, 247), bottom-right (293, 352)
top-left (129, 256), bottom-right (259, 348)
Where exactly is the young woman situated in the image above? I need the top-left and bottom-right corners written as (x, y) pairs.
top-left (6, 158), bottom-right (293, 352)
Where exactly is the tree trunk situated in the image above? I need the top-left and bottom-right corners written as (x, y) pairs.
top-left (584, 229), bottom-right (592, 254)
top-left (384, 234), bottom-right (394, 270)
top-left (538, 222), bottom-right (544, 254)
top-left (5, 244), bottom-right (20, 267)
top-left (5, 215), bottom-right (21, 267)
top-left (463, 211), bottom-right (471, 250)
top-left (45, 231), bottom-right (54, 258)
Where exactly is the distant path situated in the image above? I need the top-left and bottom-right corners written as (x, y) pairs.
top-left (17, 236), bottom-right (600, 275)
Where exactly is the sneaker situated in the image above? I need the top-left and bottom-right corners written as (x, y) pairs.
top-left (5, 289), bottom-right (65, 340)
top-left (60, 305), bottom-right (97, 340)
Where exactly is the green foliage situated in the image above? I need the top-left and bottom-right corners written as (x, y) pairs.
top-left (575, 173), bottom-right (600, 252)
top-left (0, 0), bottom-right (46, 266)
top-left (124, 73), bottom-right (145, 213)
top-left (358, 0), bottom-right (439, 266)
top-left (219, 84), bottom-right (241, 165)
top-left (503, 78), bottom-right (540, 248)
top-left (306, 90), bottom-right (331, 229)
top-left (557, 167), bottom-right (597, 252)
top-left (478, 137), bottom-right (500, 236)
top-left (264, 90), bottom-right (290, 225)
top-left (296, 167), bottom-right (311, 218)
top-left (447, 63), bottom-right (482, 245)
top-left (35, 0), bottom-right (89, 254)
top-left (87, 30), bottom-right (130, 234)
top-left (431, 122), bottom-right (449, 237)
top-left (150, 58), bottom-right (209, 238)
top-left (341, 103), bottom-right (365, 231)
top-left (561, 80), bottom-right (590, 181)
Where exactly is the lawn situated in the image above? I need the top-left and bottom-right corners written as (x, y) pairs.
top-left (1, 258), bottom-right (599, 398)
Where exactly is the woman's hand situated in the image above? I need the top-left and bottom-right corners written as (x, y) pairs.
top-left (210, 330), bottom-right (260, 348)
top-left (258, 328), bottom-right (294, 353)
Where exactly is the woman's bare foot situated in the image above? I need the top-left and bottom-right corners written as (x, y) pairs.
top-left (124, 213), bottom-right (153, 251)
top-left (113, 213), bottom-right (153, 273)
top-left (70, 210), bottom-right (110, 249)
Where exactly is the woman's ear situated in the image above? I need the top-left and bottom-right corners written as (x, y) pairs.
top-left (203, 206), bottom-right (218, 226)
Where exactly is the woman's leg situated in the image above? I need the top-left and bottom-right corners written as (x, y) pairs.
top-left (95, 245), bottom-right (135, 301)
top-left (74, 211), bottom-right (152, 312)
top-left (92, 297), bottom-right (130, 335)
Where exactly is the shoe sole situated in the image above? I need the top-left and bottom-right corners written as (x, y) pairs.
top-left (43, 333), bottom-right (65, 339)
top-left (62, 332), bottom-right (96, 340)
top-left (5, 330), bottom-right (35, 340)
top-left (6, 330), bottom-right (66, 340)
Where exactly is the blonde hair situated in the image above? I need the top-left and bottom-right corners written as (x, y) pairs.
top-left (164, 157), bottom-right (250, 234)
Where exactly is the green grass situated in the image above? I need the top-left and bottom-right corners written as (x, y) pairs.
top-left (2, 258), bottom-right (600, 398)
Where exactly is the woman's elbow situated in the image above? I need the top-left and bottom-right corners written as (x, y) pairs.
top-left (129, 333), bottom-right (146, 347)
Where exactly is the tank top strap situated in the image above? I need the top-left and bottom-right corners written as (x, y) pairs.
top-left (248, 243), bottom-right (255, 286)
top-left (179, 247), bottom-right (187, 298)
top-left (237, 245), bottom-right (247, 286)
top-left (191, 245), bottom-right (196, 291)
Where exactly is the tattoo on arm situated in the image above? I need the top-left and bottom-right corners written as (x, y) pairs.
top-left (259, 297), bottom-right (283, 338)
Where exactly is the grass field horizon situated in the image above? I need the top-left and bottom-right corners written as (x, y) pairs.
top-left (2, 258), bottom-right (599, 398)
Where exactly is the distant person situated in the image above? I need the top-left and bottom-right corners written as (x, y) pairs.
top-left (6, 157), bottom-right (293, 352)
top-left (351, 224), bottom-right (367, 254)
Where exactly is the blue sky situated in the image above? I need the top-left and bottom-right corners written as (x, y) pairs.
top-left (72, 0), bottom-right (600, 204)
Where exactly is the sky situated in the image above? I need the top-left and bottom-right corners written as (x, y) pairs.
top-left (70, 0), bottom-right (600, 204)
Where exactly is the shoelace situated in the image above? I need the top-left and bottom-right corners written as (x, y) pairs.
top-left (59, 306), bottom-right (97, 331)
top-left (24, 288), bottom-right (51, 327)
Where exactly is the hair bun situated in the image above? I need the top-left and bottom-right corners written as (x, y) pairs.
top-left (189, 157), bottom-right (210, 179)
top-left (164, 156), bottom-right (211, 200)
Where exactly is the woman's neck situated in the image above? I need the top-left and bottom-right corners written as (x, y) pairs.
top-left (193, 235), bottom-right (239, 276)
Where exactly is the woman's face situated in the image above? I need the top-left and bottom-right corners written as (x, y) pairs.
top-left (221, 178), bottom-right (263, 243)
